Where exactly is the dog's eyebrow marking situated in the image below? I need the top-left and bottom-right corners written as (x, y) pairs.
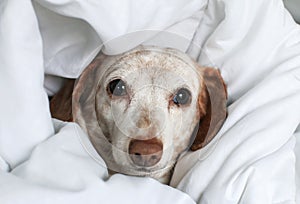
top-left (109, 48), bottom-right (196, 72)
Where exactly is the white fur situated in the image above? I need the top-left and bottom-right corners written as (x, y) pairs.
top-left (73, 46), bottom-right (204, 183)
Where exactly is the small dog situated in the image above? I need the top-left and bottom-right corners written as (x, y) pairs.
top-left (50, 46), bottom-right (227, 184)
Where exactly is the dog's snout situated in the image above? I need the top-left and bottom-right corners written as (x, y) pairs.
top-left (129, 138), bottom-right (163, 167)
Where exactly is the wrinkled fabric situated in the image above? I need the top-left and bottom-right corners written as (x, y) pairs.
top-left (172, 0), bottom-right (300, 203)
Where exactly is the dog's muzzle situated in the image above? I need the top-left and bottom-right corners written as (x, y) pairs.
top-left (128, 138), bottom-right (163, 167)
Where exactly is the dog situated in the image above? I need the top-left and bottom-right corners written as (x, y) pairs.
top-left (50, 46), bottom-right (227, 184)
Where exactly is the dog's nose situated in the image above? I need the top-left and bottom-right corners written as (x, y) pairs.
top-left (129, 138), bottom-right (163, 167)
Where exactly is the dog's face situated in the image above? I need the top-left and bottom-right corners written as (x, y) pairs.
top-left (95, 50), bottom-right (202, 180)
top-left (72, 46), bottom-right (227, 183)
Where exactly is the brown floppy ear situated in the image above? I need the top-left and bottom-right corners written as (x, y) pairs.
top-left (190, 67), bottom-right (227, 151)
top-left (50, 52), bottom-right (105, 122)
top-left (50, 79), bottom-right (75, 122)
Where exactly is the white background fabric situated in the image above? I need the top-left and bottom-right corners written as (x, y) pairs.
top-left (0, 0), bottom-right (300, 203)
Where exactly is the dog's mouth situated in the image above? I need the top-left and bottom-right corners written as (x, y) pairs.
top-left (135, 167), bottom-right (152, 173)
top-left (122, 163), bottom-right (174, 177)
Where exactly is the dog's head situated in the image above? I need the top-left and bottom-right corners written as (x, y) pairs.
top-left (72, 46), bottom-right (227, 183)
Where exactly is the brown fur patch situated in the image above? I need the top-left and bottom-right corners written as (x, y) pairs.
top-left (191, 67), bottom-right (227, 151)
top-left (50, 79), bottom-right (75, 122)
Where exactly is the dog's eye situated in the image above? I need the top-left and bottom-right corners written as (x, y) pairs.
top-left (108, 79), bottom-right (127, 96)
top-left (173, 88), bottom-right (191, 105)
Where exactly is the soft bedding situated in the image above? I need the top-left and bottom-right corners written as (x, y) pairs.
top-left (0, 0), bottom-right (300, 203)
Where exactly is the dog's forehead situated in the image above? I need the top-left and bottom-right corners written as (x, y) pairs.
top-left (105, 47), bottom-right (201, 89)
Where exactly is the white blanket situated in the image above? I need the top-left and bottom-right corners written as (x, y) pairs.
top-left (0, 0), bottom-right (300, 203)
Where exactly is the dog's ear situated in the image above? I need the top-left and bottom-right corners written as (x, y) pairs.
top-left (50, 79), bottom-right (75, 122)
top-left (71, 53), bottom-right (106, 128)
top-left (50, 53), bottom-right (104, 122)
top-left (190, 67), bottom-right (227, 151)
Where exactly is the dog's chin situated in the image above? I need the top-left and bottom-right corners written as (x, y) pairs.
top-left (119, 164), bottom-right (174, 184)
top-left (106, 153), bottom-right (174, 183)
